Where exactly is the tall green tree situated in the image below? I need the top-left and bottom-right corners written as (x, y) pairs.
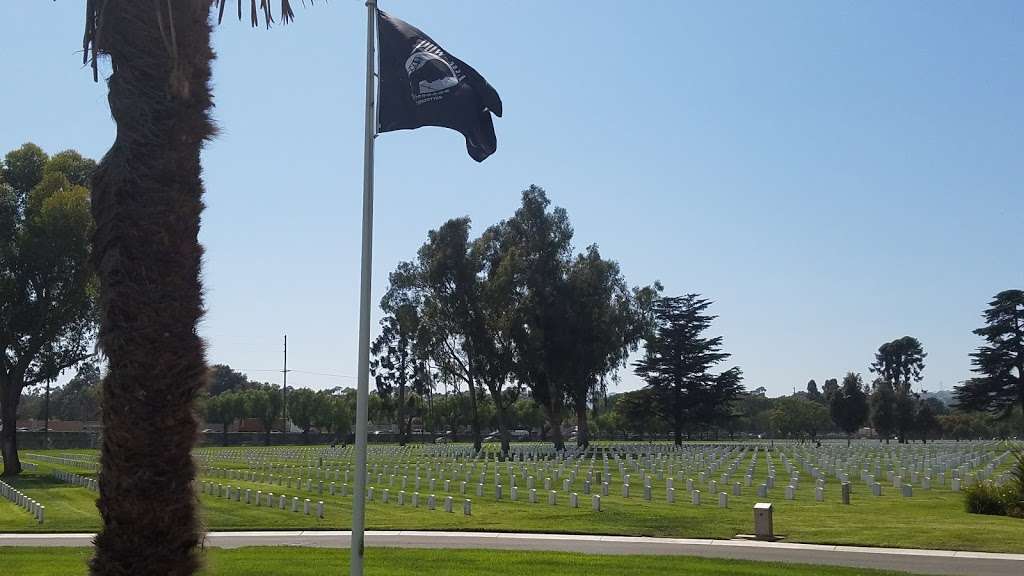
top-left (772, 395), bottom-right (830, 441)
top-left (915, 396), bottom-right (940, 443)
top-left (822, 378), bottom-right (840, 404)
top-left (558, 246), bottom-right (645, 448)
top-left (203, 391), bottom-right (244, 446)
top-left (870, 336), bottom-right (926, 394)
top-left (733, 387), bottom-right (774, 438)
top-left (397, 219), bottom-right (488, 452)
top-left (243, 385), bottom-right (282, 446)
top-left (870, 379), bottom-right (898, 443)
top-left (48, 361), bottom-right (103, 422)
top-left (1, 144), bottom-right (97, 476)
top-left (312, 390), bottom-right (353, 444)
top-left (955, 290), bottom-right (1024, 433)
top-left (830, 372), bottom-right (869, 445)
top-left (207, 364), bottom-right (251, 397)
top-left (806, 379), bottom-right (825, 404)
top-left (286, 387), bottom-right (318, 444)
top-left (502, 187), bottom-right (575, 450)
top-left (870, 336), bottom-right (926, 442)
top-left (470, 221), bottom-right (523, 456)
top-left (633, 294), bottom-right (743, 446)
top-left (371, 304), bottom-right (429, 446)
top-left (612, 388), bottom-right (664, 439)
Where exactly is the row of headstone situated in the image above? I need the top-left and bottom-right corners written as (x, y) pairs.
top-left (199, 481), bottom-right (325, 518)
top-left (374, 489), bottom-right (473, 516)
top-left (24, 453), bottom-right (99, 472)
top-left (51, 470), bottom-right (98, 492)
top-left (201, 439), bottom-right (998, 471)
top-left (194, 441), bottom-right (1010, 513)
top-left (0, 479), bottom-right (44, 523)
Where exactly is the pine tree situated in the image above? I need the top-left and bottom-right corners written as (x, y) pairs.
top-left (634, 294), bottom-right (743, 445)
top-left (955, 290), bottom-right (1024, 434)
top-left (370, 304), bottom-right (429, 447)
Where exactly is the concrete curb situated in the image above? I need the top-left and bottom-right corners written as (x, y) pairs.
top-left (1, 531), bottom-right (1023, 576)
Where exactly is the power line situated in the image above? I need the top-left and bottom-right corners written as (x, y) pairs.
top-left (233, 368), bottom-right (356, 380)
top-left (291, 369), bottom-right (357, 380)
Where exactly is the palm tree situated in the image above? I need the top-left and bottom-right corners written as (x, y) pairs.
top-left (83, 2), bottom-right (299, 574)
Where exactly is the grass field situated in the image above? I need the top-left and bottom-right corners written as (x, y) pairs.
top-left (0, 547), bottom-right (930, 576)
top-left (2, 443), bottom-right (1022, 554)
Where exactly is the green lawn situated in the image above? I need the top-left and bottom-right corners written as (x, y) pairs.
top-left (4, 444), bottom-right (1022, 554)
top-left (0, 547), bottom-right (930, 576)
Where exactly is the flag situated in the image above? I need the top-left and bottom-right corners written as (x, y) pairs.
top-left (376, 10), bottom-right (503, 162)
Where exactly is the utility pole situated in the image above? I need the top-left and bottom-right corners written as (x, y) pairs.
top-left (282, 334), bottom-right (289, 432)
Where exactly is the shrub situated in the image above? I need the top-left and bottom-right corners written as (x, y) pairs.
top-left (964, 481), bottom-right (1012, 516)
top-left (1007, 445), bottom-right (1024, 518)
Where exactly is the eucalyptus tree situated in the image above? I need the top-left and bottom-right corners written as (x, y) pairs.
top-left (501, 187), bottom-right (575, 450)
top-left (243, 384), bottom-right (283, 447)
top-left (203, 391), bottom-right (244, 446)
top-left (470, 223), bottom-right (520, 455)
top-left (370, 303), bottom-right (429, 446)
top-left (557, 246), bottom-right (646, 448)
top-left (1, 144), bottom-right (97, 476)
top-left (393, 219), bottom-right (488, 452)
top-left (313, 390), bottom-right (353, 444)
top-left (286, 387), bottom-right (318, 444)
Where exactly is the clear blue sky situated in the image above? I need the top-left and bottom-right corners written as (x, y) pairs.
top-left (3, 1), bottom-right (1021, 397)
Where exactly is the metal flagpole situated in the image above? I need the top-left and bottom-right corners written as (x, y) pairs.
top-left (351, 1), bottom-right (377, 575)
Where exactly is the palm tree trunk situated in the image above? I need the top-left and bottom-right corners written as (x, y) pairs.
top-left (89, 2), bottom-right (212, 574)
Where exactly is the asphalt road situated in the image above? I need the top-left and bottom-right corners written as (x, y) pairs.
top-left (2, 531), bottom-right (1023, 576)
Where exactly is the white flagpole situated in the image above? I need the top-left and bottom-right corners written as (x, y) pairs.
top-left (351, 1), bottom-right (377, 575)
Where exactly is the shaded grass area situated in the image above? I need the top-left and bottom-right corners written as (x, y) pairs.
top-left (0, 547), bottom-right (929, 576)
top-left (5, 447), bottom-right (1024, 554)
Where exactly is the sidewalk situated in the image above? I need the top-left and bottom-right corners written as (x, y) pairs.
top-left (2, 531), bottom-right (1023, 576)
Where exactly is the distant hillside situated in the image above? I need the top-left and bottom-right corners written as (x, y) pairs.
top-left (920, 389), bottom-right (956, 407)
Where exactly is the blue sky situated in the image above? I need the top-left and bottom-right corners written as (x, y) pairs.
top-left (2, 1), bottom-right (1021, 397)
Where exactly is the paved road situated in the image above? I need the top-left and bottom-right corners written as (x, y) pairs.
top-left (3, 531), bottom-right (1023, 576)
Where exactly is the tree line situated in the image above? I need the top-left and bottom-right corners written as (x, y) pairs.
top-left (200, 365), bottom-right (351, 446)
top-left (369, 186), bottom-right (745, 452)
top-left (3, 143), bottom-right (1023, 475)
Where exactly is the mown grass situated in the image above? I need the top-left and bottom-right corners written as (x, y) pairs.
top-left (0, 547), bottom-right (929, 576)
top-left (4, 445), bottom-right (1023, 554)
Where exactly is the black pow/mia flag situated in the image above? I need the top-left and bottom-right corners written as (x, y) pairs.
top-left (376, 10), bottom-right (503, 162)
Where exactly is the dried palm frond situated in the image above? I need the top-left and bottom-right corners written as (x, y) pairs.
top-left (212, 0), bottom-right (302, 27)
top-left (84, 0), bottom-right (311, 82)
